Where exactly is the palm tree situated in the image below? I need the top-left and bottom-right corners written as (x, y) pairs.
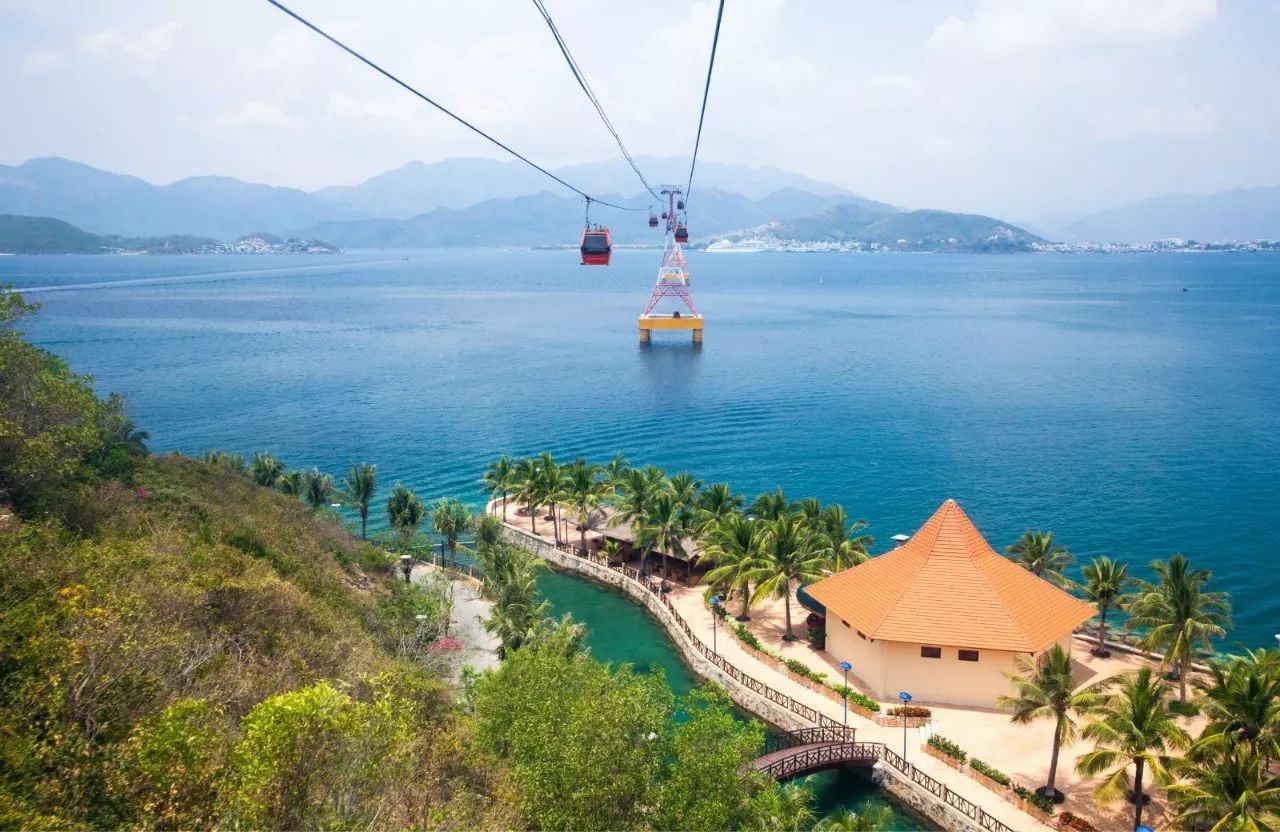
top-left (275, 470), bottom-right (304, 496)
top-left (432, 497), bottom-right (474, 566)
top-left (99, 394), bottom-right (149, 460)
top-left (817, 503), bottom-right (872, 572)
top-left (1076, 665), bottom-right (1191, 831)
top-left (750, 487), bottom-right (790, 521)
top-left (386, 483), bottom-right (425, 548)
top-left (667, 471), bottom-right (703, 509)
top-left (1126, 553), bottom-right (1232, 703)
top-left (751, 783), bottom-right (815, 832)
top-left (565, 458), bottom-right (608, 554)
top-left (1006, 530), bottom-right (1072, 585)
top-left (634, 492), bottom-right (691, 588)
top-left (613, 464), bottom-right (669, 530)
top-left (536, 452), bottom-right (570, 543)
top-left (998, 644), bottom-right (1100, 802)
top-left (512, 457), bottom-right (542, 535)
top-left (303, 467), bottom-right (335, 510)
top-left (1168, 745), bottom-right (1280, 830)
top-left (700, 512), bottom-right (764, 620)
top-left (1194, 649), bottom-right (1280, 761)
top-left (481, 455), bottom-right (518, 521)
top-left (692, 482), bottom-right (744, 534)
top-left (602, 539), bottom-right (623, 567)
top-left (603, 451), bottom-right (630, 494)
top-left (814, 806), bottom-right (895, 832)
top-left (250, 452), bottom-right (284, 487)
top-left (202, 450), bottom-right (246, 476)
top-left (1080, 556), bottom-right (1131, 657)
top-left (340, 462), bottom-right (377, 539)
top-left (749, 513), bottom-right (829, 640)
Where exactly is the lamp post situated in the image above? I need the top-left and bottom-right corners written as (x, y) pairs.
top-left (711, 596), bottom-right (721, 654)
top-left (399, 554), bottom-right (413, 584)
top-left (898, 691), bottom-right (912, 760)
top-left (839, 661), bottom-right (853, 725)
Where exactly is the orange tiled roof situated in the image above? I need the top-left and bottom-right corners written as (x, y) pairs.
top-left (806, 499), bottom-right (1095, 654)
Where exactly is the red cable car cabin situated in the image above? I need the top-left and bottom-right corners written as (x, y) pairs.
top-left (580, 226), bottom-right (612, 266)
top-left (648, 213), bottom-right (659, 228)
top-left (674, 223), bottom-right (689, 244)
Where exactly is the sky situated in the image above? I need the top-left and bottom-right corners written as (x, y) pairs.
top-left (2, 0), bottom-right (1278, 220)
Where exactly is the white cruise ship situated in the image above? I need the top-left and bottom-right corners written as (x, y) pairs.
top-left (706, 238), bottom-right (769, 253)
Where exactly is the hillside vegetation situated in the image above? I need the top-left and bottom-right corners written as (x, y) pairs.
top-left (0, 285), bottom-right (815, 831)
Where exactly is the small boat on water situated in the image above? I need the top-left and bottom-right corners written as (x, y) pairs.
top-left (706, 238), bottom-right (769, 253)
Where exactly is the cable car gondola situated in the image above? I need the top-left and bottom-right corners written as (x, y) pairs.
top-left (674, 223), bottom-right (689, 244)
top-left (648, 212), bottom-right (659, 228)
top-left (580, 225), bottom-right (612, 266)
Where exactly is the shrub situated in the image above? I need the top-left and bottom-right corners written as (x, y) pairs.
top-left (968, 758), bottom-right (1010, 786)
top-left (1057, 810), bottom-right (1098, 831)
top-left (926, 735), bottom-right (966, 763)
top-left (783, 658), bottom-right (828, 684)
top-left (888, 705), bottom-right (932, 719)
top-left (1168, 699), bottom-right (1200, 717)
top-left (832, 684), bottom-right (881, 713)
top-left (1013, 784), bottom-right (1056, 815)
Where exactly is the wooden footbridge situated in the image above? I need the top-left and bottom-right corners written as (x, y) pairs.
top-left (751, 726), bottom-right (879, 780)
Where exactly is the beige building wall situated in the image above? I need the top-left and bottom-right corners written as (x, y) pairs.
top-left (825, 618), bottom-right (1043, 709)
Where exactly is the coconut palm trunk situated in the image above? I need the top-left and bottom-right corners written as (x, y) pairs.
top-left (738, 583), bottom-right (751, 620)
top-left (1046, 721), bottom-right (1063, 799)
top-left (1133, 757), bottom-right (1146, 830)
top-left (782, 590), bottom-right (794, 640)
top-left (1096, 605), bottom-right (1109, 653)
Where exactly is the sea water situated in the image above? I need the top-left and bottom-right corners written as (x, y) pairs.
top-left (10, 249), bottom-right (1280, 647)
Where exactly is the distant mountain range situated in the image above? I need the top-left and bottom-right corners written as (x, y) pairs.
top-left (1052, 185), bottom-right (1280, 243)
top-left (313, 155), bottom-right (852, 218)
top-left (2, 155), bottom-right (1274, 250)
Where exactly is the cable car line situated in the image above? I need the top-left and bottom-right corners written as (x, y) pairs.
top-left (260, 0), bottom-right (640, 212)
top-left (684, 0), bottom-right (726, 206)
top-left (531, 0), bottom-right (661, 203)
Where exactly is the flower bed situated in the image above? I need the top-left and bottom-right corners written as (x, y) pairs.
top-left (1056, 811), bottom-right (1098, 831)
top-left (966, 758), bottom-right (1012, 796)
top-left (713, 602), bottom-right (882, 717)
top-left (1012, 784), bottom-right (1057, 821)
top-left (924, 735), bottom-right (967, 770)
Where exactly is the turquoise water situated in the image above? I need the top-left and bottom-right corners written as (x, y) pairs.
top-left (9, 249), bottom-right (1280, 647)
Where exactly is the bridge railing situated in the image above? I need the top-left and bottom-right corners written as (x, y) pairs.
top-left (508, 529), bottom-right (1017, 832)
top-left (762, 725), bottom-right (858, 756)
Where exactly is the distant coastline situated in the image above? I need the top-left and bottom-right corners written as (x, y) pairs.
top-left (0, 214), bottom-right (339, 256)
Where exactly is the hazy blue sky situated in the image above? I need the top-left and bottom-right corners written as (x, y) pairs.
top-left (3, 0), bottom-right (1277, 219)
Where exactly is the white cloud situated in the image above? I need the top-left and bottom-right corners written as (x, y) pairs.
top-left (78, 21), bottom-right (180, 73)
top-left (928, 0), bottom-right (1217, 58)
top-left (210, 101), bottom-right (304, 132)
top-left (19, 47), bottom-right (63, 75)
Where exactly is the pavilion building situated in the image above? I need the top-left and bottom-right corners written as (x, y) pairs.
top-left (806, 499), bottom-right (1096, 709)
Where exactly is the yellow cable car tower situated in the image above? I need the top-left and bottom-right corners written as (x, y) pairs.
top-left (638, 187), bottom-right (703, 345)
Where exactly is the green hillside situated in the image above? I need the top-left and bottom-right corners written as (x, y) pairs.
top-left (767, 205), bottom-right (1042, 252)
top-left (0, 285), bottom-right (802, 831)
top-left (0, 214), bottom-right (105, 253)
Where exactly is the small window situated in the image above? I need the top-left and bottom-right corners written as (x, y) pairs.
top-left (958, 649), bottom-right (979, 662)
top-left (856, 630), bottom-right (867, 640)
top-left (920, 646), bottom-right (942, 659)
top-left (841, 619), bottom-right (850, 628)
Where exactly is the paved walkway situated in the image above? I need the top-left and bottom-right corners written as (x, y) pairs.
top-left (497, 503), bottom-right (1041, 832)
top-left (411, 563), bottom-right (500, 676)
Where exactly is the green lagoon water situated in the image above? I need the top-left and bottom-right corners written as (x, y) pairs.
top-left (537, 569), bottom-right (920, 828)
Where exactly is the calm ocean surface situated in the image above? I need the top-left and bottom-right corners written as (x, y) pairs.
top-left (8, 249), bottom-right (1280, 647)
